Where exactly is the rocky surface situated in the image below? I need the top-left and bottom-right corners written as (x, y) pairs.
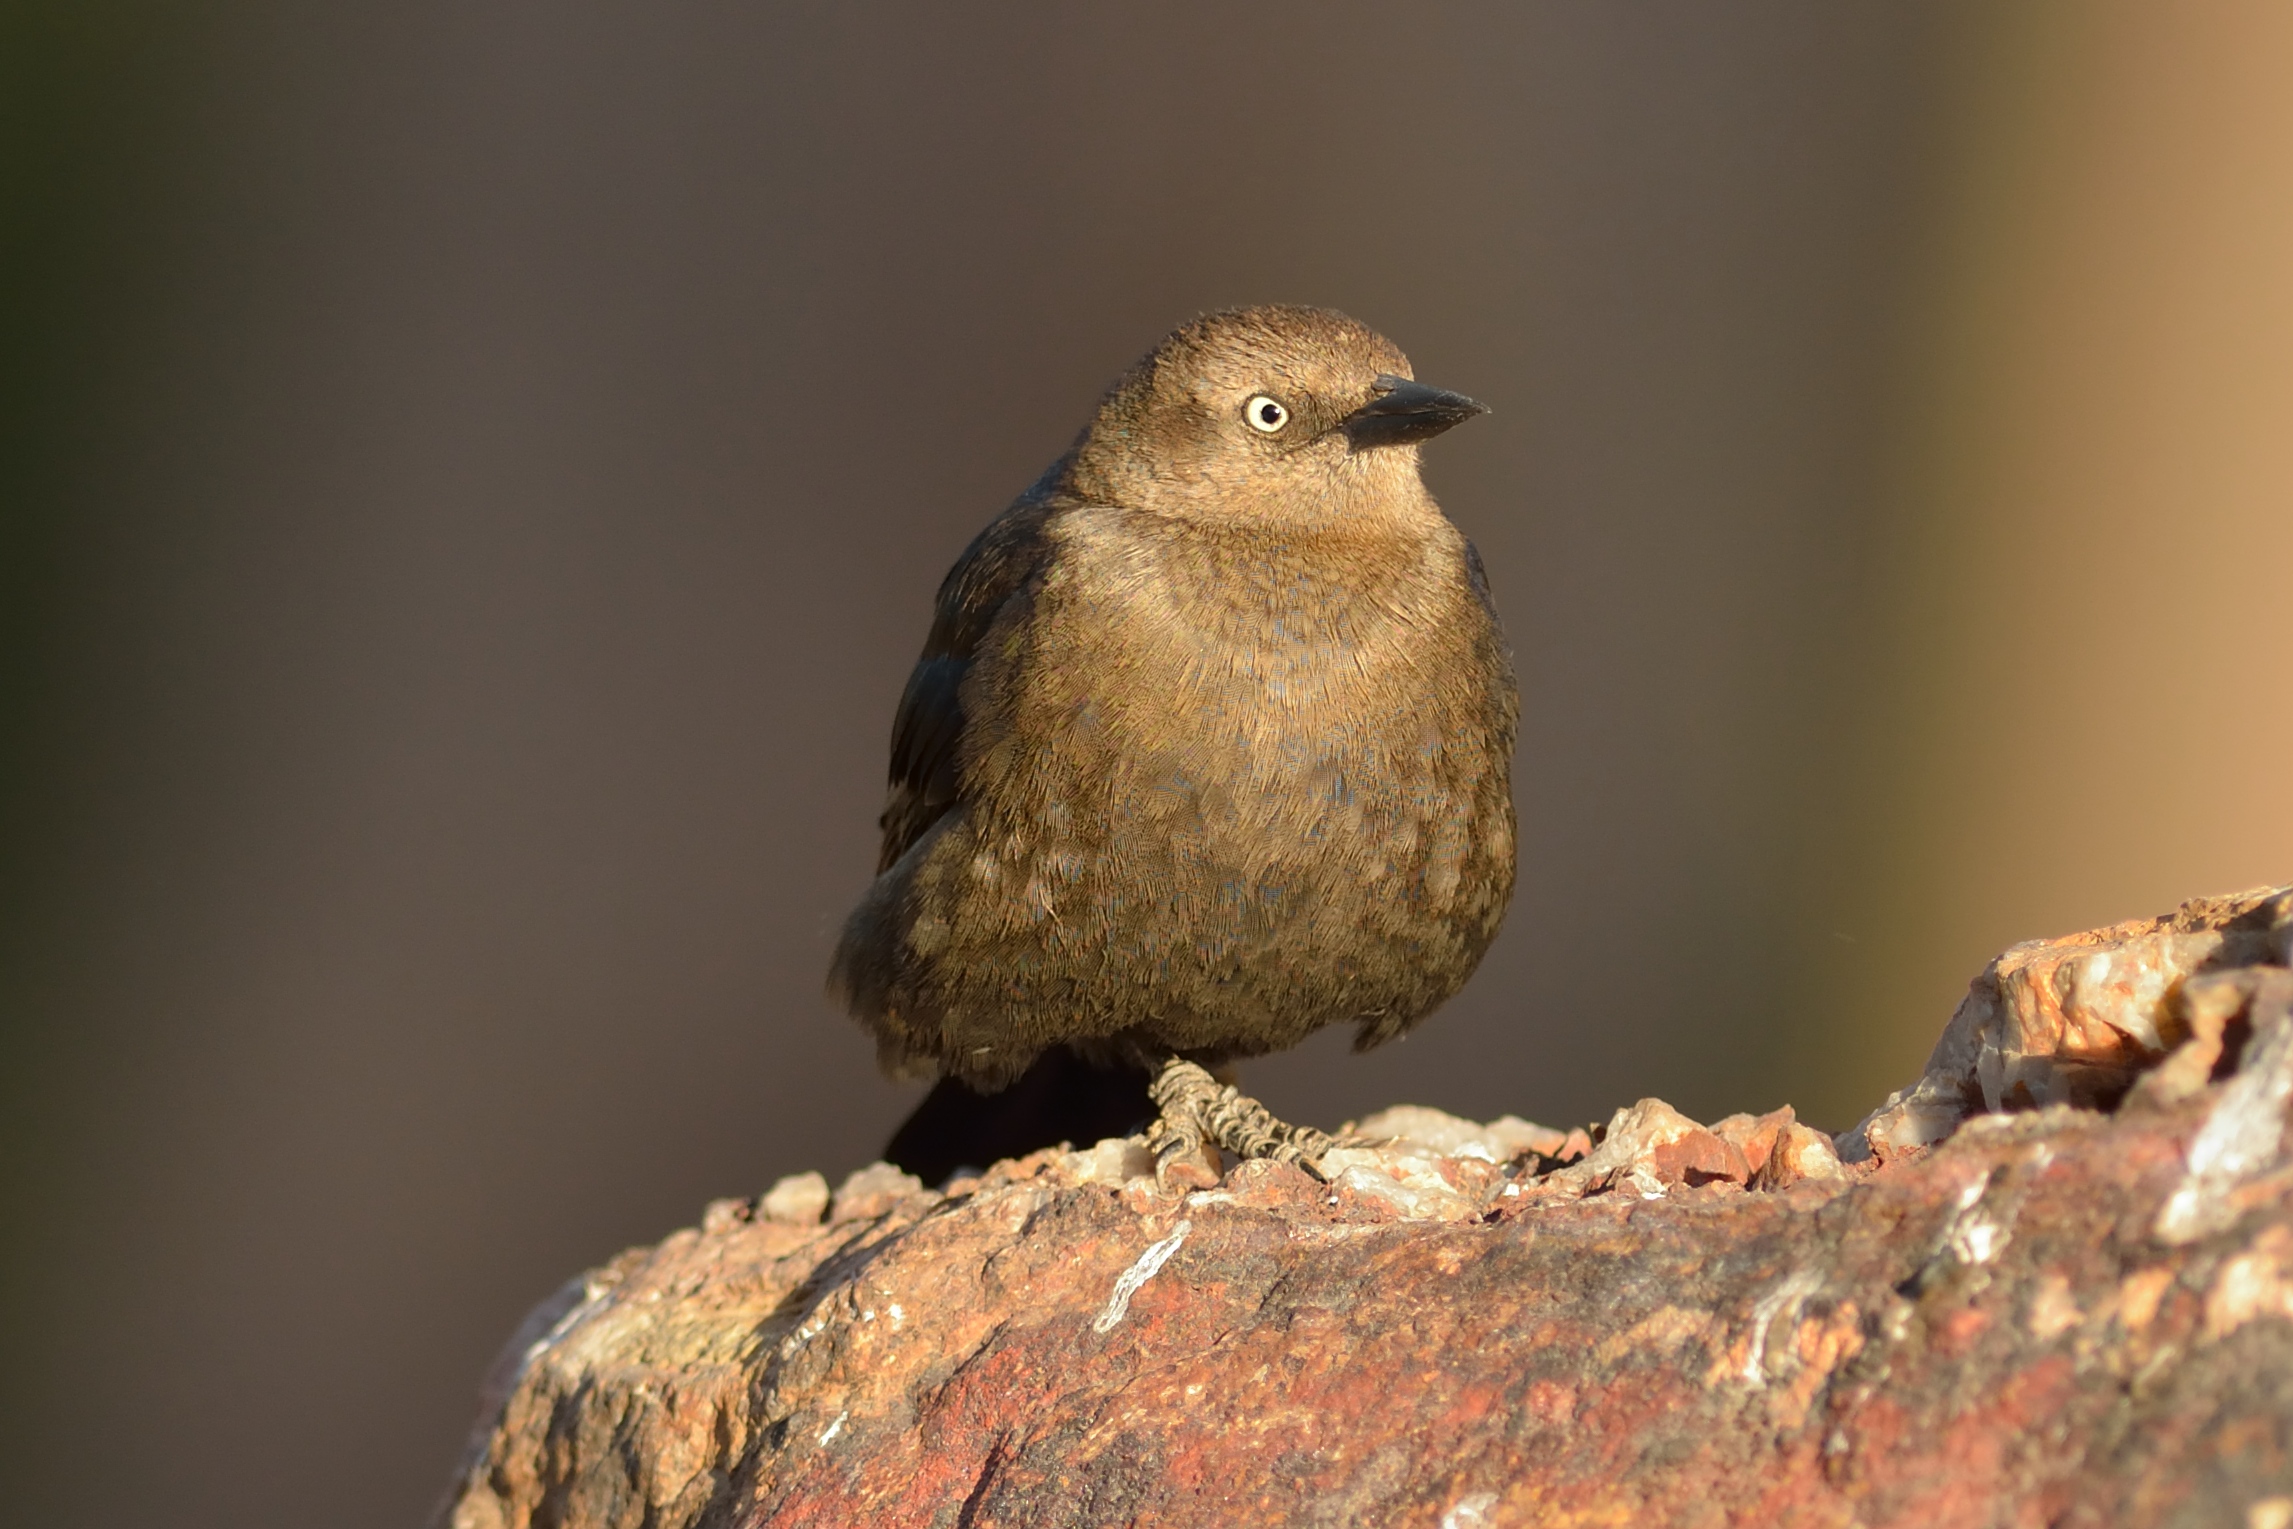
top-left (1844, 886), bottom-right (2293, 1161)
top-left (435, 889), bottom-right (2293, 1528)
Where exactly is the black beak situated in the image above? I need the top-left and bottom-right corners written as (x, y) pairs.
top-left (1341, 374), bottom-right (1489, 450)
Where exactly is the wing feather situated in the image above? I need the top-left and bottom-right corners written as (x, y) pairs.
top-left (874, 500), bottom-right (1054, 872)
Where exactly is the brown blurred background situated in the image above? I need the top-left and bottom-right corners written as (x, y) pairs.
top-left (4, 3), bottom-right (2289, 1523)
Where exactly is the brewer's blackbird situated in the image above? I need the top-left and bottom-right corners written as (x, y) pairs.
top-left (832, 305), bottom-right (1516, 1184)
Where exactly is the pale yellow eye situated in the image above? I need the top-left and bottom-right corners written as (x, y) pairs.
top-left (1244, 395), bottom-right (1289, 433)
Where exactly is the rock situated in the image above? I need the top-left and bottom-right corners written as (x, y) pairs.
top-left (1753, 1121), bottom-right (1847, 1191)
top-left (758, 1171), bottom-right (829, 1226)
top-left (827, 1162), bottom-right (926, 1224)
top-left (433, 891), bottom-right (2293, 1529)
top-left (2153, 969), bottom-right (2293, 1246)
top-left (1712, 1105), bottom-right (1797, 1176)
top-left (1350, 1103), bottom-right (1569, 1163)
top-left (1486, 1114), bottom-right (1574, 1160)
top-left (1524, 1096), bottom-right (1755, 1201)
top-left (2127, 966), bottom-right (2281, 1111)
top-left (697, 1198), bottom-right (747, 1236)
top-left (1054, 1135), bottom-right (1159, 1187)
top-left (1842, 885), bottom-right (2293, 1162)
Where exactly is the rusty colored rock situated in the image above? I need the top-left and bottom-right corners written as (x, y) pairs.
top-left (435, 893), bottom-right (2293, 1529)
top-left (1844, 885), bottom-right (2293, 1161)
top-left (1520, 1096), bottom-right (1756, 1202)
top-left (827, 1162), bottom-right (926, 1223)
top-left (1712, 1105), bottom-right (1797, 1177)
top-left (1753, 1121), bottom-right (1848, 1192)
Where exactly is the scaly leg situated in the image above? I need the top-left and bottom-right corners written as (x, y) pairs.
top-left (1146, 1057), bottom-right (1336, 1188)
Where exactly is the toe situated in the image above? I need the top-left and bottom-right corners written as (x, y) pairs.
top-left (1153, 1138), bottom-right (1221, 1190)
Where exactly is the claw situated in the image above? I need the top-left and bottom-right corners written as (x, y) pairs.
top-left (1153, 1139), bottom-right (1220, 1191)
top-left (1146, 1108), bottom-right (1220, 1190)
top-left (1147, 1056), bottom-right (1337, 1183)
top-left (1283, 1137), bottom-right (1337, 1183)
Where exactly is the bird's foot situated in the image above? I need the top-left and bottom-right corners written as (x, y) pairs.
top-left (1146, 1058), bottom-right (1336, 1189)
top-left (1144, 1112), bottom-right (1221, 1191)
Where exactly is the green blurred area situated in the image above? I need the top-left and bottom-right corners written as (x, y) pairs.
top-left (1, 0), bottom-right (188, 1371)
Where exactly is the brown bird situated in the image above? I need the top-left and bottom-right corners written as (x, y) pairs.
top-left (831, 305), bottom-right (1516, 1186)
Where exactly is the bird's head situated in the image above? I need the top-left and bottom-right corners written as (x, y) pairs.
top-left (1061, 305), bottom-right (1486, 528)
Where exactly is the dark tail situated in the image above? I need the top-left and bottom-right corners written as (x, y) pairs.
top-left (884, 1047), bottom-right (1155, 1186)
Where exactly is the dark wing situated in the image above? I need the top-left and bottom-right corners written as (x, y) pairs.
top-left (875, 500), bottom-right (1056, 872)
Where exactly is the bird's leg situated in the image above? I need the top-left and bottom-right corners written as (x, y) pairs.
top-left (1147, 1057), bottom-right (1336, 1188)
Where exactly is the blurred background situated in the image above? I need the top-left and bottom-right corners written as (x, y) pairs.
top-left (5, 2), bottom-right (2290, 1522)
